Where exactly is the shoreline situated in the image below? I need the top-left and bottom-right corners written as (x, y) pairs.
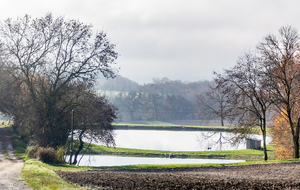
top-left (113, 123), bottom-right (232, 132)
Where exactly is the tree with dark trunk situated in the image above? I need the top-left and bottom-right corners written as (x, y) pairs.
top-left (257, 26), bottom-right (300, 158)
top-left (195, 85), bottom-right (232, 126)
top-left (0, 13), bottom-right (118, 147)
top-left (115, 91), bottom-right (143, 121)
top-left (70, 89), bottom-right (117, 165)
top-left (215, 52), bottom-right (273, 161)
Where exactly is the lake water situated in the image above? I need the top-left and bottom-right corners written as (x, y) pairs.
top-left (68, 155), bottom-right (245, 167)
top-left (77, 130), bottom-right (270, 167)
top-left (91, 130), bottom-right (272, 151)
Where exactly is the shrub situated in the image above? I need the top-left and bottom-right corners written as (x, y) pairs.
top-left (55, 147), bottom-right (67, 164)
top-left (33, 146), bottom-right (67, 164)
top-left (36, 147), bottom-right (57, 163)
top-left (26, 146), bottom-right (39, 159)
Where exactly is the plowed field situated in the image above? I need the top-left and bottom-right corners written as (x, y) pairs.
top-left (57, 161), bottom-right (300, 189)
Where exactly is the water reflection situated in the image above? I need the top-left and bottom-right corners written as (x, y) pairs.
top-left (68, 155), bottom-right (245, 167)
top-left (90, 130), bottom-right (271, 151)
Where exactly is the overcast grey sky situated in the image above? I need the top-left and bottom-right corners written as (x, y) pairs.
top-left (0, 0), bottom-right (298, 84)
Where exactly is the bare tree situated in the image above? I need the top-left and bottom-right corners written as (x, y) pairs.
top-left (0, 13), bottom-right (118, 147)
top-left (215, 52), bottom-right (273, 160)
top-left (195, 85), bottom-right (232, 126)
top-left (115, 91), bottom-right (143, 121)
top-left (257, 26), bottom-right (300, 158)
top-left (145, 93), bottom-right (164, 121)
top-left (70, 87), bottom-right (117, 165)
top-left (165, 94), bottom-right (194, 120)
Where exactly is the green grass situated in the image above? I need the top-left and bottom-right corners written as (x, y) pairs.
top-left (84, 142), bottom-right (276, 160)
top-left (5, 126), bottom-right (28, 160)
top-left (6, 124), bottom-right (277, 189)
top-left (36, 157), bottom-right (300, 172)
top-left (113, 123), bottom-right (232, 131)
top-left (5, 126), bottom-right (85, 190)
top-left (21, 159), bottom-right (85, 190)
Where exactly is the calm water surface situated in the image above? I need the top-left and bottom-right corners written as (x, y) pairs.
top-left (69, 155), bottom-right (245, 167)
top-left (92, 130), bottom-right (271, 151)
top-left (77, 130), bottom-right (270, 166)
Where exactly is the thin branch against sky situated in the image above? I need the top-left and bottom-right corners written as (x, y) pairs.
top-left (0, 0), bottom-right (298, 84)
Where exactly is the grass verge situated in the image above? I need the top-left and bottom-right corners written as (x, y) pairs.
top-left (6, 124), bottom-right (277, 189)
top-left (21, 159), bottom-right (84, 189)
top-left (6, 126), bottom-right (85, 190)
top-left (84, 142), bottom-right (276, 161)
top-left (113, 123), bottom-right (232, 131)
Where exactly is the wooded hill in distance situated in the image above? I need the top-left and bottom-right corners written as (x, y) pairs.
top-left (95, 76), bottom-right (226, 126)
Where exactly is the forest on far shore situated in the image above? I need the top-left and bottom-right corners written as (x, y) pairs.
top-left (96, 76), bottom-right (224, 125)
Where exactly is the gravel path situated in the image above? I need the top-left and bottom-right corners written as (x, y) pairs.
top-left (0, 126), bottom-right (31, 190)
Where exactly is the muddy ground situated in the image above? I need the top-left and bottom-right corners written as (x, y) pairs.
top-left (57, 161), bottom-right (300, 189)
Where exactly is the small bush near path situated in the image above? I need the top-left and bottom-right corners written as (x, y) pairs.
top-left (6, 125), bottom-right (85, 189)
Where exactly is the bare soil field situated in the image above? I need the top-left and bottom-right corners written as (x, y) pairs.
top-left (57, 161), bottom-right (300, 189)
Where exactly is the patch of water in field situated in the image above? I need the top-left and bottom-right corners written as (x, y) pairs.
top-left (89, 130), bottom-right (272, 151)
top-left (66, 155), bottom-right (245, 167)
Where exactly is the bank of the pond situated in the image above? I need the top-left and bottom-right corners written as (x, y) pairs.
top-left (84, 143), bottom-right (276, 161)
top-left (6, 124), bottom-right (278, 190)
top-left (113, 123), bottom-right (232, 132)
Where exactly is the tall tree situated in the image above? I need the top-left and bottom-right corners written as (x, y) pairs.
top-left (165, 94), bottom-right (194, 120)
top-left (215, 52), bottom-right (273, 160)
top-left (115, 91), bottom-right (143, 121)
top-left (195, 85), bottom-right (232, 126)
top-left (0, 13), bottom-right (118, 147)
top-left (145, 93), bottom-right (164, 121)
top-left (70, 87), bottom-right (117, 165)
top-left (257, 26), bottom-right (300, 158)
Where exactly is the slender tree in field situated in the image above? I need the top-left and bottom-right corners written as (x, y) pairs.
top-left (196, 85), bottom-right (232, 126)
top-left (215, 52), bottom-right (273, 161)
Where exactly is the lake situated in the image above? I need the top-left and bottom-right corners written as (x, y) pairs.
top-left (91, 130), bottom-right (272, 151)
top-left (68, 155), bottom-right (245, 167)
top-left (77, 130), bottom-right (270, 167)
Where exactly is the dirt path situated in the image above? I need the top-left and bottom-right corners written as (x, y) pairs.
top-left (58, 162), bottom-right (300, 189)
top-left (0, 126), bottom-right (31, 190)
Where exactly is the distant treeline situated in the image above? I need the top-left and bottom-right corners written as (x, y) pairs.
top-left (96, 76), bottom-right (223, 124)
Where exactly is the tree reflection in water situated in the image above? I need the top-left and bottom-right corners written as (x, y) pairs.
top-left (197, 132), bottom-right (237, 151)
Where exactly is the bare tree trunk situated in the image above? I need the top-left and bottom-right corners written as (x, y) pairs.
top-left (262, 116), bottom-right (268, 161)
top-left (221, 116), bottom-right (224, 126)
top-left (294, 129), bottom-right (299, 159)
top-left (294, 140), bottom-right (299, 159)
top-left (290, 121), bottom-right (299, 159)
top-left (263, 129), bottom-right (268, 161)
top-left (72, 130), bottom-right (85, 165)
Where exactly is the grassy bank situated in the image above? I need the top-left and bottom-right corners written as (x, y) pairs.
top-left (113, 123), bottom-right (232, 132)
top-left (21, 159), bottom-right (84, 189)
top-left (6, 126), bottom-right (85, 189)
top-left (6, 124), bottom-right (276, 189)
top-left (85, 142), bottom-right (276, 161)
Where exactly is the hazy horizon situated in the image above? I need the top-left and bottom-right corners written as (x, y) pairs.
top-left (0, 1), bottom-right (299, 84)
